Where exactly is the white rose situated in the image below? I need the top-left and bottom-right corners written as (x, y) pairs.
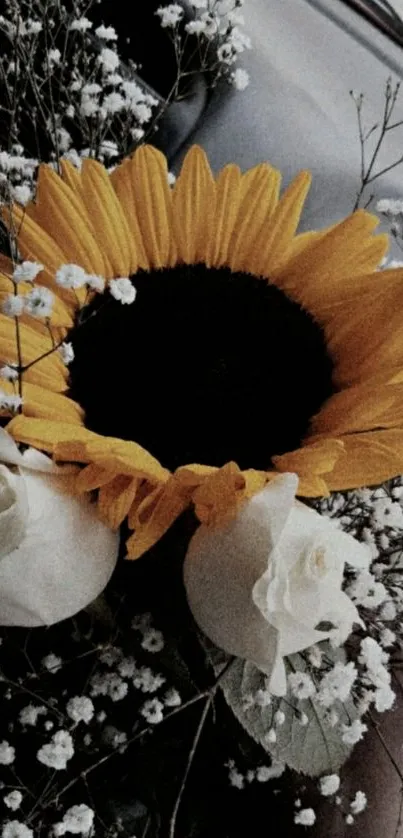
top-left (184, 473), bottom-right (369, 696)
top-left (0, 428), bottom-right (119, 626)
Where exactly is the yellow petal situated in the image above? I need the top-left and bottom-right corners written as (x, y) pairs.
top-left (27, 165), bottom-right (108, 277)
top-left (206, 164), bottom-right (242, 267)
top-left (81, 159), bottom-right (137, 276)
top-left (98, 474), bottom-right (139, 529)
top-left (1, 380), bottom-right (83, 424)
top-left (172, 146), bottom-right (216, 264)
top-left (308, 381), bottom-right (403, 438)
top-left (128, 145), bottom-right (175, 269)
top-left (325, 430), bottom-right (403, 491)
top-left (229, 163), bottom-right (281, 273)
top-left (273, 439), bottom-right (345, 497)
top-left (110, 158), bottom-right (150, 271)
top-left (273, 210), bottom-right (387, 302)
top-left (248, 170), bottom-right (312, 277)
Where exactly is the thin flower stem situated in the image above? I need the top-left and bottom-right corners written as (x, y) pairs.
top-left (168, 694), bottom-right (212, 838)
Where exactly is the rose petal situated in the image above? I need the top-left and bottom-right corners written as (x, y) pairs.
top-left (0, 465), bottom-right (28, 559)
top-left (0, 467), bottom-right (119, 626)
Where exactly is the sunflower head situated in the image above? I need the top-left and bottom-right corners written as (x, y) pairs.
top-left (1, 144), bottom-right (402, 559)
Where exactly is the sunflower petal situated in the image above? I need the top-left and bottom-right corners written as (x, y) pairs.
top-left (110, 158), bottom-right (150, 270)
top-left (27, 165), bottom-right (108, 278)
top-left (206, 164), bottom-right (242, 267)
top-left (248, 170), bottom-right (312, 277)
top-left (308, 380), bottom-right (403, 438)
top-left (229, 163), bottom-right (281, 273)
top-left (128, 145), bottom-right (175, 269)
top-left (325, 430), bottom-right (403, 491)
top-left (273, 439), bottom-right (345, 497)
top-left (172, 145), bottom-right (216, 264)
top-left (98, 474), bottom-right (139, 529)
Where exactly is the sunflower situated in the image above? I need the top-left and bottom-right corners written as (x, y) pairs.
top-left (1, 144), bottom-right (403, 559)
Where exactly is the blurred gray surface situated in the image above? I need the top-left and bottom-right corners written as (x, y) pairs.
top-left (165, 0), bottom-right (403, 245)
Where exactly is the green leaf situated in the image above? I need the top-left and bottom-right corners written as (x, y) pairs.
top-left (219, 650), bottom-right (359, 777)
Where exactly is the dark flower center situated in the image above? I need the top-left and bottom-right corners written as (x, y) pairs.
top-left (69, 264), bottom-right (334, 472)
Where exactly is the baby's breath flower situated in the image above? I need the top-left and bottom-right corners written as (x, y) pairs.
top-left (109, 277), bottom-right (137, 305)
top-left (55, 264), bottom-right (87, 290)
top-left (0, 393), bottom-right (23, 413)
top-left (13, 261), bottom-right (43, 283)
top-left (66, 696), bottom-right (94, 725)
top-left (2, 295), bottom-right (25, 318)
top-left (42, 653), bottom-right (62, 673)
top-left (0, 741), bottom-right (15, 765)
top-left (19, 704), bottom-right (47, 726)
top-left (141, 628), bottom-right (164, 653)
top-left (11, 185), bottom-right (33, 205)
top-left (53, 803), bottom-right (94, 836)
top-left (274, 710), bottom-right (285, 726)
top-left (341, 719), bottom-right (368, 745)
top-left (163, 688), bottom-right (181, 707)
top-left (230, 68), bottom-right (250, 90)
top-left (98, 47), bottom-right (119, 73)
top-left (318, 662), bottom-right (357, 707)
top-left (288, 671), bottom-right (316, 700)
top-left (58, 342), bottom-right (75, 366)
top-left (2, 822), bottom-right (33, 838)
top-left (294, 808), bottom-right (316, 826)
top-left (0, 365), bottom-right (18, 382)
top-left (155, 4), bottom-right (184, 28)
top-left (23, 287), bottom-right (53, 318)
top-left (132, 667), bottom-right (165, 693)
top-left (141, 697), bottom-right (164, 724)
top-left (94, 24), bottom-right (118, 41)
top-left (3, 791), bottom-right (22, 811)
top-left (37, 730), bottom-right (74, 770)
top-left (85, 274), bottom-right (105, 293)
top-left (350, 791), bottom-right (367, 815)
top-left (69, 17), bottom-right (92, 32)
top-left (319, 774), bottom-right (340, 796)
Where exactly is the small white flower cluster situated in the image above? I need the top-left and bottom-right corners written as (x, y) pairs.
top-left (53, 803), bottom-right (94, 836)
top-left (227, 757), bottom-right (285, 790)
top-left (37, 730), bottom-right (74, 770)
top-left (2, 286), bottom-right (54, 320)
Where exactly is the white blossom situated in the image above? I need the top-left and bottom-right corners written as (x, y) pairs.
top-left (374, 684), bottom-right (395, 712)
top-left (66, 696), bottom-right (94, 725)
top-left (19, 704), bottom-right (47, 726)
top-left (58, 342), bottom-right (75, 366)
top-left (294, 808), bottom-right (316, 826)
top-left (85, 274), bottom-right (105, 292)
top-left (350, 791), bottom-right (367, 815)
top-left (3, 791), bottom-right (23, 811)
top-left (341, 719), bottom-right (368, 745)
top-left (256, 762), bottom-right (285, 782)
top-left (141, 628), bottom-right (164, 653)
top-left (0, 741), bottom-right (15, 765)
top-left (2, 295), bottom-right (25, 318)
top-left (288, 671), bottom-right (316, 700)
top-left (155, 4), bottom-right (184, 28)
top-left (163, 688), bottom-right (181, 707)
top-left (42, 653), bottom-right (62, 673)
top-left (317, 662), bottom-right (357, 707)
top-left (53, 804), bottom-right (94, 835)
top-left (231, 68), bottom-right (250, 90)
top-left (104, 92), bottom-right (125, 114)
top-left (2, 823), bottom-right (33, 838)
top-left (274, 710), bottom-right (285, 726)
top-left (345, 815), bottom-right (354, 825)
top-left (319, 774), bottom-right (340, 796)
top-left (94, 24), bottom-right (117, 41)
top-left (69, 17), bottom-right (92, 32)
top-left (13, 261), bottom-right (43, 283)
top-left (23, 287), bottom-right (53, 318)
top-left (0, 392), bottom-right (23, 413)
top-left (132, 667), bottom-right (165, 693)
top-left (98, 47), bottom-right (119, 72)
top-left (109, 277), bottom-right (137, 305)
top-left (11, 185), bottom-right (33, 205)
top-left (0, 365), bottom-right (18, 382)
top-left (37, 730), bottom-right (74, 770)
top-left (55, 264), bottom-right (87, 290)
top-left (140, 698), bottom-right (164, 724)
top-left (376, 198), bottom-right (403, 215)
